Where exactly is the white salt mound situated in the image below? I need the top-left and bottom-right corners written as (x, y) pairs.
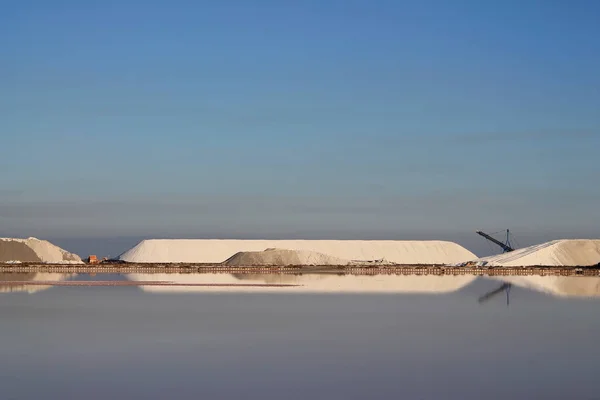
top-left (223, 248), bottom-right (350, 266)
top-left (466, 239), bottom-right (600, 267)
top-left (118, 239), bottom-right (476, 265)
top-left (0, 237), bottom-right (83, 264)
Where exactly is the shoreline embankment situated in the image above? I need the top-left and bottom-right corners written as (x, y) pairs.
top-left (1, 263), bottom-right (599, 277)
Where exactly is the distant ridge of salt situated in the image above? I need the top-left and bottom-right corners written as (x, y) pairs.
top-left (118, 239), bottom-right (476, 265)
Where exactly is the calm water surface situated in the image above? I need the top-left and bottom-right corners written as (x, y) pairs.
top-left (1, 272), bottom-right (599, 400)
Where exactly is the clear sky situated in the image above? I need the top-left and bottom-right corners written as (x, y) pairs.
top-left (1, 0), bottom-right (599, 256)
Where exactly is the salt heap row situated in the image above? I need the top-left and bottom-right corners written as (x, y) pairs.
top-left (117, 239), bottom-right (477, 265)
top-left (3, 236), bottom-right (599, 268)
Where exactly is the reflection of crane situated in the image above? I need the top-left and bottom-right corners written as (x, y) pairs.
top-left (476, 229), bottom-right (515, 253)
top-left (478, 282), bottom-right (511, 307)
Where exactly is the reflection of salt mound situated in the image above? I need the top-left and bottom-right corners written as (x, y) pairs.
top-left (0, 272), bottom-right (74, 294)
top-left (127, 273), bottom-right (476, 294)
top-left (232, 274), bottom-right (476, 293)
top-left (224, 248), bottom-right (350, 266)
top-left (465, 239), bottom-right (600, 267)
top-left (493, 276), bottom-right (600, 298)
top-left (119, 239), bottom-right (476, 264)
top-left (0, 238), bottom-right (83, 264)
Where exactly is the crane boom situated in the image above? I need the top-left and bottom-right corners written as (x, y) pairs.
top-left (476, 230), bottom-right (514, 253)
top-left (478, 283), bottom-right (512, 304)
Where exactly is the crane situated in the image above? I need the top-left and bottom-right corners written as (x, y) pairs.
top-left (475, 229), bottom-right (515, 307)
top-left (476, 229), bottom-right (514, 253)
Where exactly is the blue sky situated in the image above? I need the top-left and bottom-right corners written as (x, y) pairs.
top-left (1, 0), bottom-right (599, 255)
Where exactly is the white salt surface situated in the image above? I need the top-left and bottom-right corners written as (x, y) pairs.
top-left (0, 237), bottom-right (83, 264)
top-left (119, 239), bottom-right (476, 265)
top-left (127, 273), bottom-right (476, 294)
top-left (465, 239), bottom-right (600, 267)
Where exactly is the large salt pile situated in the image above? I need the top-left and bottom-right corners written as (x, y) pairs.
top-left (118, 239), bottom-right (476, 265)
top-left (465, 239), bottom-right (600, 267)
top-left (127, 273), bottom-right (476, 294)
top-left (0, 238), bottom-right (83, 264)
top-left (224, 248), bottom-right (350, 266)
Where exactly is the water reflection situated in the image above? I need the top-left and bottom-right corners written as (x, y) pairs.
top-left (490, 275), bottom-right (600, 298)
top-left (0, 272), bottom-right (75, 294)
top-left (1, 271), bottom-right (600, 299)
top-left (124, 273), bottom-right (600, 298)
top-left (127, 273), bottom-right (476, 293)
top-left (2, 272), bottom-right (599, 399)
top-left (478, 282), bottom-right (512, 305)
